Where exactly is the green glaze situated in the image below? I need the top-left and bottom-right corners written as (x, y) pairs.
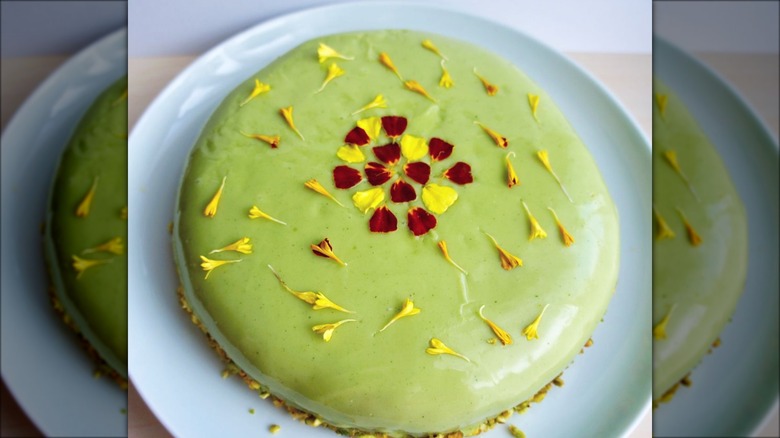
top-left (174, 31), bottom-right (618, 435)
top-left (652, 79), bottom-right (747, 398)
top-left (45, 77), bottom-right (128, 377)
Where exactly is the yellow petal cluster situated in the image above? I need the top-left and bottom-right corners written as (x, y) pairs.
top-left (239, 79), bottom-right (271, 107)
top-left (203, 176), bottom-right (226, 218)
top-left (317, 63), bottom-right (345, 93)
top-left (484, 232), bottom-right (523, 270)
top-left (280, 106), bottom-right (304, 141)
top-left (473, 68), bottom-right (498, 95)
top-left (304, 179), bottom-right (344, 207)
top-left (336, 144), bottom-right (366, 163)
top-left (677, 208), bottom-right (702, 246)
top-left (200, 255), bottom-right (241, 279)
top-left (522, 200), bottom-right (548, 240)
top-left (439, 61), bottom-right (454, 88)
top-left (528, 93), bottom-right (540, 121)
top-left (311, 238), bottom-right (347, 266)
top-left (269, 265), bottom-right (353, 313)
top-left (248, 205), bottom-right (287, 225)
top-left (655, 93), bottom-right (668, 117)
top-left (317, 43), bottom-right (353, 63)
top-left (422, 39), bottom-right (447, 60)
top-left (522, 304), bottom-right (550, 340)
top-left (505, 152), bottom-right (520, 188)
top-left (474, 121), bottom-right (508, 148)
top-left (653, 306), bottom-right (675, 339)
top-left (478, 305), bottom-right (513, 345)
top-left (404, 80), bottom-right (436, 102)
top-left (653, 207), bottom-right (676, 240)
top-left (426, 338), bottom-right (470, 362)
top-left (72, 255), bottom-right (110, 279)
top-left (379, 52), bottom-right (403, 81)
top-left (437, 240), bottom-right (467, 274)
top-left (352, 94), bottom-right (387, 115)
top-left (548, 207), bottom-right (575, 247)
top-left (210, 237), bottom-right (252, 255)
top-left (379, 298), bottom-right (421, 332)
top-left (351, 187), bottom-right (385, 214)
top-left (83, 237), bottom-right (124, 255)
top-left (400, 134), bottom-right (429, 161)
top-left (75, 177), bottom-right (99, 218)
top-left (536, 150), bottom-right (573, 202)
top-left (421, 184), bottom-right (458, 214)
top-left (313, 319), bottom-right (357, 342)
top-left (240, 131), bottom-right (280, 148)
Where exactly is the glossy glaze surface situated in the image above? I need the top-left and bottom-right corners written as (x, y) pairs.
top-left (175, 31), bottom-right (618, 435)
top-left (652, 79), bottom-right (747, 397)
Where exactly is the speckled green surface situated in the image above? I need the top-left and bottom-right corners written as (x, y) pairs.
top-left (652, 79), bottom-right (747, 398)
top-left (45, 77), bottom-right (127, 377)
top-left (174, 31), bottom-right (618, 435)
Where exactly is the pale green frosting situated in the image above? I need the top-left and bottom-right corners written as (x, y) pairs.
top-left (45, 77), bottom-right (128, 377)
top-left (174, 31), bottom-right (618, 435)
top-left (652, 79), bottom-right (747, 397)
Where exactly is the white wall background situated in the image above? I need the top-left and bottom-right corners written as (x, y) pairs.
top-left (127, 0), bottom-right (652, 56)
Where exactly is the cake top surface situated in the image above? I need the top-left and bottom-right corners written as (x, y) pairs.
top-left (46, 77), bottom-right (128, 376)
top-left (652, 79), bottom-right (747, 397)
top-left (175, 30), bottom-right (619, 434)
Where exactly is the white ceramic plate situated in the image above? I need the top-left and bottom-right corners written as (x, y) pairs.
top-left (0, 29), bottom-right (127, 437)
top-left (653, 38), bottom-right (779, 437)
top-left (128, 3), bottom-right (651, 437)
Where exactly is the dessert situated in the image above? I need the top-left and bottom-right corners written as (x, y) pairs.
top-left (44, 77), bottom-right (128, 386)
top-left (174, 30), bottom-right (619, 435)
top-left (652, 79), bottom-right (748, 403)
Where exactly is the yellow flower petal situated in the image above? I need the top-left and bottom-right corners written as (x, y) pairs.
top-left (248, 205), bottom-right (287, 225)
top-left (536, 150), bottom-right (573, 202)
top-left (379, 297), bottom-right (421, 332)
top-left (522, 200), bottom-right (548, 240)
top-left (654, 305), bottom-right (675, 339)
top-left (72, 255), bottom-right (111, 279)
top-left (548, 207), bottom-right (575, 247)
top-left (240, 131), bottom-right (280, 148)
top-left (379, 52), bottom-right (403, 81)
top-left (439, 60), bottom-right (454, 88)
top-left (426, 338), bottom-right (470, 362)
top-left (75, 177), bottom-right (99, 218)
top-left (528, 94), bottom-right (540, 121)
top-left (422, 39), bottom-right (448, 60)
top-left (404, 80), bottom-right (436, 102)
top-left (239, 79), bottom-right (271, 107)
top-left (663, 150), bottom-right (699, 201)
top-left (352, 94), bottom-right (387, 115)
top-left (505, 152), bottom-right (520, 188)
top-left (478, 305), bottom-right (513, 346)
top-left (82, 237), bottom-right (124, 255)
top-left (120, 206), bottom-right (127, 220)
top-left (199, 255), bottom-right (241, 279)
top-left (655, 93), bottom-right (668, 118)
top-left (484, 232), bottom-right (523, 270)
top-left (312, 319), bottom-right (357, 342)
top-left (437, 240), bottom-right (467, 275)
top-left (210, 237), bottom-right (252, 255)
top-left (351, 187), bottom-right (384, 214)
top-left (203, 176), bottom-right (226, 218)
top-left (653, 206), bottom-right (675, 240)
top-left (356, 117), bottom-right (382, 141)
top-left (677, 208), bottom-right (702, 246)
top-left (280, 106), bottom-right (304, 141)
top-left (473, 68), bottom-right (498, 95)
top-left (399, 134), bottom-right (429, 161)
top-left (311, 238), bottom-right (347, 266)
top-left (304, 179), bottom-right (344, 207)
top-left (336, 144), bottom-right (366, 163)
top-left (112, 88), bottom-right (128, 106)
top-left (421, 184), bottom-right (458, 214)
top-left (474, 121), bottom-right (508, 148)
top-left (268, 265), bottom-right (353, 313)
top-left (317, 43), bottom-right (353, 63)
top-left (522, 304), bottom-right (550, 340)
top-left (317, 63), bottom-right (345, 93)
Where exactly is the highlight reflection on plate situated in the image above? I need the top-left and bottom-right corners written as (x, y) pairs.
top-left (128, 3), bottom-right (651, 437)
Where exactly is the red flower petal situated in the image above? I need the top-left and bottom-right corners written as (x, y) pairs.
top-left (381, 116), bottom-right (407, 138)
top-left (390, 179), bottom-right (417, 203)
top-left (407, 207), bottom-right (437, 236)
top-left (365, 162), bottom-right (393, 186)
top-left (403, 162), bottom-right (431, 185)
top-left (333, 165), bottom-right (362, 189)
top-left (372, 143), bottom-right (401, 165)
top-left (370, 206), bottom-right (397, 233)
top-left (443, 162), bottom-right (473, 185)
top-left (429, 138), bottom-right (454, 162)
top-left (345, 127), bottom-right (370, 146)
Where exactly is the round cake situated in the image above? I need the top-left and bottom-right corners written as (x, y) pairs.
top-left (44, 77), bottom-right (128, 385)
top-left (174, 30), bottom-right (619, 435)
top-left (652, 79), bottom-right (747, 403)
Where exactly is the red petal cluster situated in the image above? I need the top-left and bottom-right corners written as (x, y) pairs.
top-left (429, 138), bottom-right (454, 162)
top-left (443, 162), bottom-right (473, 185)
top-left (365, 162), bottom-right (393, 186)
top-left (381, 116), bottom-right (407, 138)
top-left (370, 206), bottom-right (397, 233)
top-left (345, 127), bottom-right (370, 146)
top-left (390, 179), bottom-right (416, 202)
top-left (372, 143), bottom-right (401, 165)
top-left (403, 162), bottom-right (431, 185)
top-left (407, 207), bottom-right (437, 236)
top-left (333, 165), bottom-right (362, 189)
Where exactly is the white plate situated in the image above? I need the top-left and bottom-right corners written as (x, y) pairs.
top-left (653, 38), bottom-right (779, 437)
top-left (0, 29), bottom-right (127, 437)
top-left (128, 3), bottom-right (651, 437)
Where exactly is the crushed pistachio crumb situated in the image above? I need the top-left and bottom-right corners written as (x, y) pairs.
top-left (508, 425), bottom-right (526, 438)
top-left (269, 424), bottom-right (281, 434)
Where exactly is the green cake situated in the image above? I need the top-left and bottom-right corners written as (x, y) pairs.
top-left (652, 79), bottom-right (748, 403)
top-left (174, 31), bottom-right (619, 436)
top-left (44, 77), bottom-right (128, 386)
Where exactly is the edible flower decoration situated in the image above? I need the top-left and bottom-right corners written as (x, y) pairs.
top-left (474, 121), bottom-right (508, 148)
top-left (426, 338), bottom-right (470, 362)
top-left (317, 43), bottom-right (353, 63)
top-left (478, 305), bottom-right (513, 345)
top-left (522, 304), bottom-right (550, 340)
top-left (311, 238), bottom-right (347, 266)
top-left (248, 205), bottom-right (287, 225)
top-left (317, 63), bottom-right (345, 93)
top-left (438, 60), bottom-right (454, 88)
top-left (268, 265), bottom-right (353, 313)
top-left (280, 106), bottom-right (304, 140)
top-left (240, 131), bottom-right (280, 149)
top-left (120, 206), bottom-right (127, 220)
top-left (536, 150), bottom-right (573, 202)
top-left (437, 240), bottom-right (467, 274)
top-left (404, 80), bottom-right (437, 103)
top-left (655, 93), bottom-right (668, 118)
top-left (83, 237), bottom-right (124, 255)
top-left (304, 179), bottom-right (344, 207)
top-left (209, 237), bottom-right (252, 255)
top-left (203, 176), bottom-right (226, 218)
top-left (379, 297), bottom-right (421, 332)
top-left (653, 305), bottom-right (675, 340)
top-left (653, 206), bottom-right (675, 240)
top-left (72, 255), bottom-right (111, 279)
top-left (663, 150), bottom-right (699, 200)
top-left (676, 208), bottom-right (702, 246)
top-left (548, 207), bottom-right (575, 246)
top-left (200, 255), bottom-right (241, 279)
top-left (422, 39), bottom-right (448, 60)
top-left (522, 200), bottom-right (548, 241)
top-left (331, 115), bottom-right (472, 236)
top-left (528, 94), bottom-right (540, 122)
top-left (312, 319), bottom-right (357, 342)
top-left (473, 68), bottom-right (498, 96)
top-left (239, 79), bottom-right (271, 107)
top-left (352, 94), bottom-right (387, 115)
top-left (505, 152), bottom-right (519, 188)
top-left (483, 231), bottom-right (523, 270)
top-left (379, 52), bottom-right (403, 81)
top-left (75, 177), bottom-right (99, 218)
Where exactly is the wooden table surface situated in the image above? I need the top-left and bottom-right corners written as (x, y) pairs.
top-left (2, 51), bottom-right (777, 437)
